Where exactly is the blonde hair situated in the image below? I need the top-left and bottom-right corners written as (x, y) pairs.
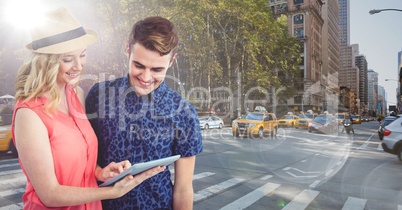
top-left (15, 53), bottom-right (61, 114)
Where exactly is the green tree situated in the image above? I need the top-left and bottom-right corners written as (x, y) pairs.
top-left (87, 0), bottom-right (301, 112)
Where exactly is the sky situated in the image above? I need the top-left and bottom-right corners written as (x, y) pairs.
top-left (350, 0), bottom-right (402, 106)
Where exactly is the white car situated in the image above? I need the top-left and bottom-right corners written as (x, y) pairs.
top-left (199, 116), bottom-right (224, 130)
top-left (381, 114), bottom-right (402, 161)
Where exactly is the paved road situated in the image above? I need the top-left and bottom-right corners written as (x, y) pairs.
top-left (193, 121), bottom-right (402, 209)
top-left (1, 121), bottom-right (402, 210)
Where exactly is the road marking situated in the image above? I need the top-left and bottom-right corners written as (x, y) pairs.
top-left (0, 169), bottom-right (22, 176)
top-left (289, 135), bottom-right (328, 143)
top-left (325, 169), bottom-right (334, 177)
top-left (284, 167), bottom-right (322, 178)
top-left (282, 189), bottom-right (319, 210)
top-left (357, 133), bottom-right (375, 149)
top-left (194, 178), bottom-right (245, 202)
top-left (309, 180), bottom-right (320, 188)
top-left (283, 167), bottom-right (321, 174)
top-left (398, 205), bottom-right (402, 210)
top-left (171, 171), bottom-right (215, 184)
top-left (342, 197), bottom-right (366, 210)
top-left (0, 175), bottom-right (26, 186)
top-left (0, 159), bottom-right (19, 164)
top-left (0, 204), bottom-right (22, 210)
top-left (0, 162), bottom-right (20, 170)
top-left (0, 188), bottom-right (25, 197)
top-left (219, 182), bottom-right (280, 210)
top-left (260, 175), bottom-right (272, 180)
top-left (377, 143), bottom-right (383, 151)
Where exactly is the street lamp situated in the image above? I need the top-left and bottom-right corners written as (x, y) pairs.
top-left (369, 9), bottom-right (402, 15)
top-left (385, 79), bottom-right (398, 82)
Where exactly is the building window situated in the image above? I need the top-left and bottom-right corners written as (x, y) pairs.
top-left (294, 27), bottom-right (304, 38)
top-left (293, 14), bottom-right (304, 25)
top-left (294, 0), bottom-right (304, 5)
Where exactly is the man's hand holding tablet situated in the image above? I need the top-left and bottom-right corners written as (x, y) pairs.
top-left (99, 155), bottom-right (181, 187)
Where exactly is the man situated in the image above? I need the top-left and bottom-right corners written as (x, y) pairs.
top-left (86, 16), bottom-right (203, 209)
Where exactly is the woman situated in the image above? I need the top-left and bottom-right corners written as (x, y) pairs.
top-left (12, 8), bottom-right (165, 209)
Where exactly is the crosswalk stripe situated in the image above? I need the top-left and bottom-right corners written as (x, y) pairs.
top-left (193, 172), bottom-right (215, 180)
top-left (398, 205), bottom-right (402, 210)
top-left (0, 204), bottom-right (22, 210)
top-left (194, 178), bottom-right (245, 202)
top-left (0, 163), bottom-right (20, 170)
top-left (219, 182), bottom-right (280, 210)
top-left (342, 197), bottom-right (366, 210)
top-left (0, 175), bottom-right (26, 186)
top-left (282, 189), bottom-right (319, 210)
top-left (260, 175), bottom-right (272, 180)
top-left (171, 171), bottom-right (215, 184)
top-left (0, 169), bottom-right (22, 176)
top-left (0, 159), bottom-right (18, 164)
top-left (0, 188), bottom-right (25, 197)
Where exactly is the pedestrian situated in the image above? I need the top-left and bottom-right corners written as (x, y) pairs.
top-left (12, 8), bottom-right (165, 210)
top-left (85, 16), bottom-right (203, 209)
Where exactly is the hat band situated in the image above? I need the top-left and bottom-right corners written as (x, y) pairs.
top-left (32, 27), bottom-right (86, 50)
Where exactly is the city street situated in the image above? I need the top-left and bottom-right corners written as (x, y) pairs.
top-left (1, 121), bottom-right (402, 209)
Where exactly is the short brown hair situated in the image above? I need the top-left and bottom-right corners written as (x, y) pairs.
top-left (128, 16), bottom-right (179, 56)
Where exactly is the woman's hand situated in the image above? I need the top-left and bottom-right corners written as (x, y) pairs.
top-left (96, 160), bottom-right (132, 182)
top-left (111, 166), bottom-right (166, 198)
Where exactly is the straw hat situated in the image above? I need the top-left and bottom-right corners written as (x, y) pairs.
top-left (26, 8), bottom-right (98, 54)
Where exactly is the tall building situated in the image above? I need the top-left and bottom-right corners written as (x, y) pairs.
top-left (338, 44), bottom-right (359, 113)
top-left (367, 69), bottom-right (378, 112)
top-left (378, 85), bottom-right (387, 115)
top-left (321, 0), bottom-right (340, 112)
top-left (268, 0), bottom-right (325, 113)
top-left (355, 53), bottom-right (368, 115)
top-left (337, 0), bottom-right (359, 113)
top-left (338, 0), bottom-right (349, 46)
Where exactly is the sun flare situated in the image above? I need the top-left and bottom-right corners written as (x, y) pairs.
top-left (4, 0), bottom-right (47, 29)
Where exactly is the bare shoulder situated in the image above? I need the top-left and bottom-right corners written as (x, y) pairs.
top-left (14, 107), bottom-right (47, 136)
top-left (15, 107), bottom-right (41, 122)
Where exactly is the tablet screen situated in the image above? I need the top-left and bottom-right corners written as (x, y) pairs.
top-left (99, 155), bottom-right (181, 187)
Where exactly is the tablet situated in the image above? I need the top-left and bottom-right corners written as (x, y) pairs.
top-left (99, 155), bottom-right (181, 187)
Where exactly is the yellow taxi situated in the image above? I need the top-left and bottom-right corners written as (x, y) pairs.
top-left (351, 115), bottom-right (361, 124)
top-left (232, 112), bottom-right (278, 138)
top-left (278, 114), bottom-right (298, 127)
top-left (0, 125), bottom-right (18, 157)
top-left (334, 112), bottom-right (350, 124)
top-left (295, 113), bottom-right (316, 129)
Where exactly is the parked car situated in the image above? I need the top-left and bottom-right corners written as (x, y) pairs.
top-left (378, 116), bottom-right (397, 140)
top-left (295, 113), bottom-right (316, 129)
top-left (232, 112), bottom-right (278, 138)
top-left (278, 114), bottom-right (298, 127)
top-left (381, 115), bottom-right (402, 161)
top-left (308, 114), bottom-right (338, 134)
top-left (199, 116), bottom-right (224, 130)
top-left (351, 115), bottom-right (361, 124)
top-left (0, 125), bottom-right (18, 157)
